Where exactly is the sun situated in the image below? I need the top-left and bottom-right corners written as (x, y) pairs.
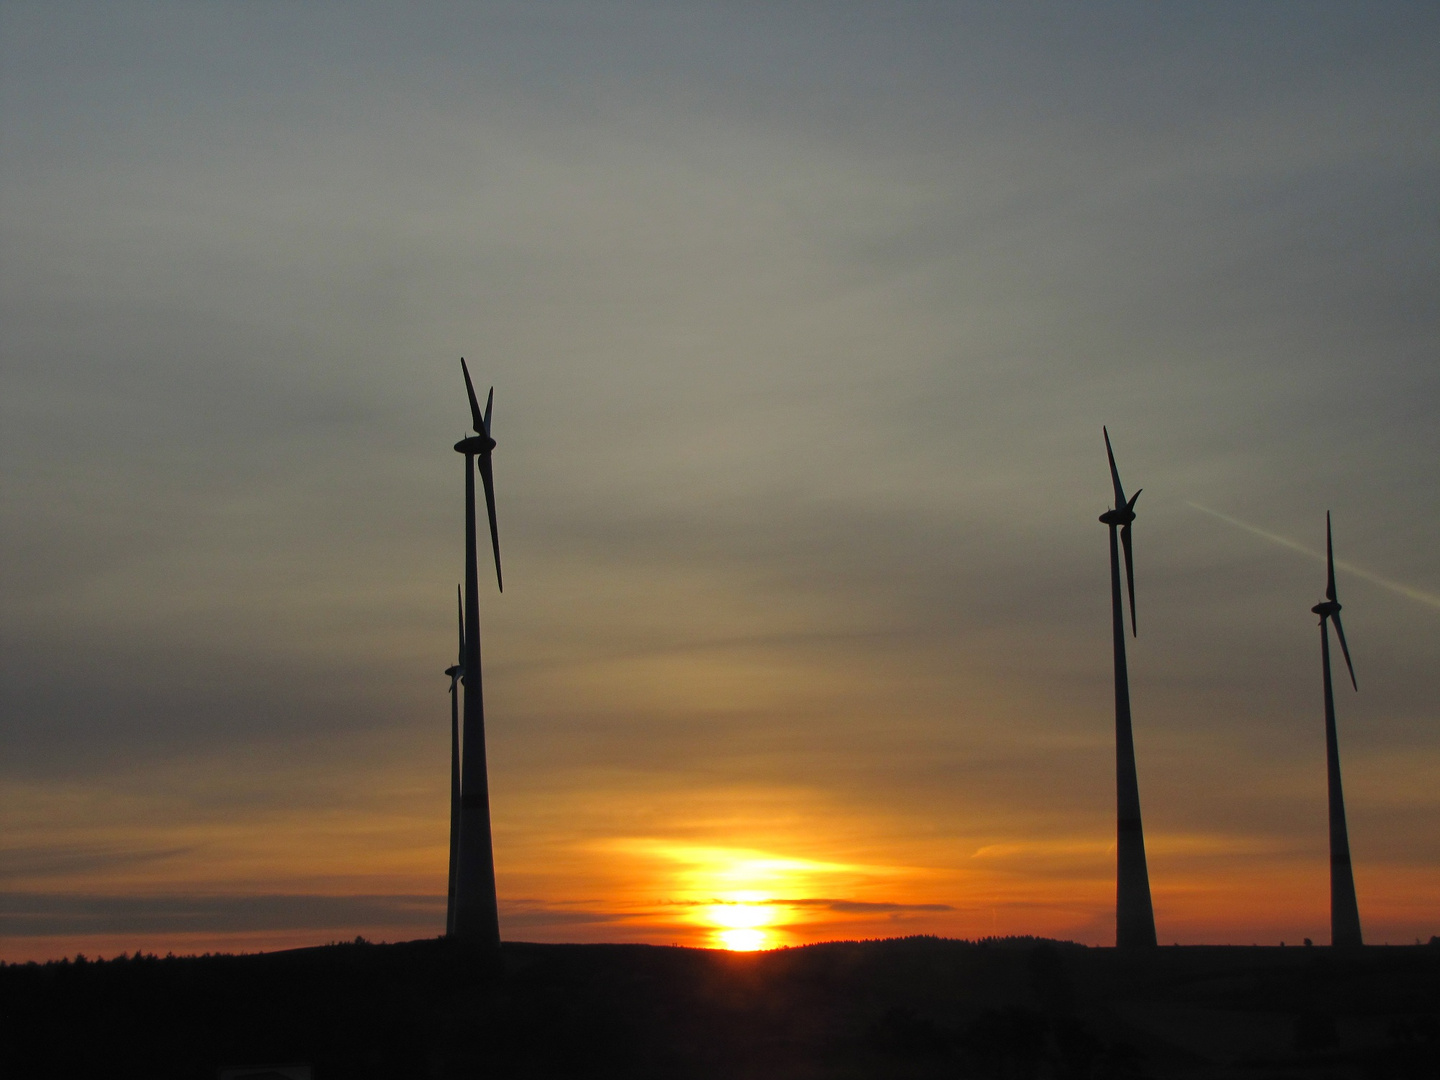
top-left (704, 894), bottom-right (779, 951)
top-left (716, 927), bottom-right (768, 951)
top-left (612, 841), bottom-right (865, 951)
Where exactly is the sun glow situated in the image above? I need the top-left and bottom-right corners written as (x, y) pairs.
top-left (716, 927), bottom-right (768, 951)
top-left (702, 893), bottom-right (782, 950)
top-left (606, 841), bottom-right (870, 950)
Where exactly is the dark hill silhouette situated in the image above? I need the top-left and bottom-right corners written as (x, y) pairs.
top-left (3, 935), bottom-right (1437, 1078)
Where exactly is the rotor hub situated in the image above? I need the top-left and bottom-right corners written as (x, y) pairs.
top-left (454, 434), bottom-right (496, 454)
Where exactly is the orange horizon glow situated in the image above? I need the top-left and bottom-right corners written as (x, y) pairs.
top-left (7, 833), bottom-right (1439, 963)
top-left (6, 754), bottom-right (1439, 963)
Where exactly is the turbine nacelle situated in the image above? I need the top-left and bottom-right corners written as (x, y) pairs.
top-left (1311, 599), bottom-right (1341, 620)
top-left (454, 434), bottom-right (496, 455)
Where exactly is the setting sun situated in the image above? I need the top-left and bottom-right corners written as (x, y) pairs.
top-left (716, 928), bottom-right (768, 951)
top-left (604, 842), bottom-right (883, 950)
top-left (703, 894), bottom-right (781, 950)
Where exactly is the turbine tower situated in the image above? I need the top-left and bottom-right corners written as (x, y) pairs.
top-left (444, 586), bottom-right (464, 937)
top-left (1312, 512), bottom-right (1363, 947)
top-left (452, 358), bottom-right (503, 952)
top-left (1099, 427), bottom-right (1157, 949)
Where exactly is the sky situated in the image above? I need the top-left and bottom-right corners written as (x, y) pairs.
top-left (2, 2), bottom-right (1437, 962)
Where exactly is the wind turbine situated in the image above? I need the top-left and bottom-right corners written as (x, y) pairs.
top-left (444, 586), bottom-right (463, 938)
top-left (1099, 427), bottom-right (1157, 949)
top-left (1312, 512), bottom-right (1363, 947)
top-left (451, 358), bottom-right (503, 953)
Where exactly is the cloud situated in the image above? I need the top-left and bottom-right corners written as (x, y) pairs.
top-left (0, 845), bottom-right (195, 884)
top-left (774, 898), bottom-right (954, 914)
top-left (662, 897), bottom-right (952, 913)
top-left (498, 903), bottom-right (630, 930)
top-left (0, 893), bottom-right (442, 938)
top-left (1186, 502), bottom-right (1440, 611)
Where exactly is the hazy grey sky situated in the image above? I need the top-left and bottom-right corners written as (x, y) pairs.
top-left (3, 2), bottom-right (1437, 956)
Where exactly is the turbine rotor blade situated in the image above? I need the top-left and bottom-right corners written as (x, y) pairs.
top-left (1331, 611), bottom-right (1357, 691)
top-left (478, 454), bottom-right (503, 592)
top-left (461, 358), bottom-right (484, 434)
top-left (1120, 522), bottom-right (1137, 636)
top-left (1325, 511), bottom-right (1338, 603)
top-left (456, 584), bottom-right (464, 662)
top-left (1103, 426), bottom-right (1127, 509)
top-left (483, 387), bottom-right (493, 437)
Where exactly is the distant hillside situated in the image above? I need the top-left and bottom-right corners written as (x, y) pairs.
top-left (3, 936), bottom-right (1436, 1078)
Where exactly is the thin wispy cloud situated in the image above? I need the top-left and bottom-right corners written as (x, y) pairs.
top-left (0, 893), bottom-right (443, 937)
top-left (1186, 502), bottom-right (1440, 611)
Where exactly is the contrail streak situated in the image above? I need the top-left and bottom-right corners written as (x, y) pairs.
top-left (1186, 501), bottom-right (1440, 611)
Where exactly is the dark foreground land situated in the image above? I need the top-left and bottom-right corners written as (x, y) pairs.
top-left (3, 936), bottom-right (1437, 1079)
